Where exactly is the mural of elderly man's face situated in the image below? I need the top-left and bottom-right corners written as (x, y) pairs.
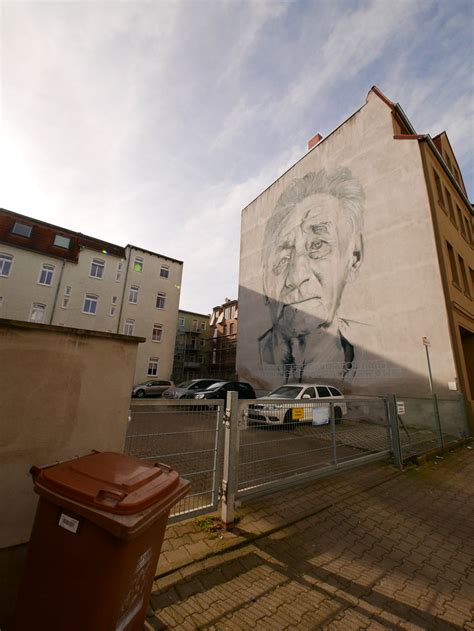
top-left (264, 193), bottom-right (363, 337)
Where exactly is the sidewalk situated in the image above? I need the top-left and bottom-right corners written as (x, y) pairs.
top-left (148, 445), bottom-right (474, 630)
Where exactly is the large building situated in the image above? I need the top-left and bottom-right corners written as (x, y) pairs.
top-left (208, 298), bottom-right (238, 380)
top-left (237, 86), bottom-right (473, 428)
top-left (172, 309), bottom-right (210, 382)
top-left (0, 208), bottom-right (182, 383)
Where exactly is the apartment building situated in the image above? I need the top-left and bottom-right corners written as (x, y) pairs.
top-left (172, 309), bottom-right (209, 382)
top-left (208, 298), bottom-right (238, 380)
top-left (237, 86), bottom-right (473, 428)
top-left (0, 208), bottom-right (182, 383)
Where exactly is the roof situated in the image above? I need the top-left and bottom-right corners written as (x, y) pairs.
top-left (0, 207), bottom-right (125, 262)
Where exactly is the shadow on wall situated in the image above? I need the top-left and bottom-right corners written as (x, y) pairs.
top-left (236, 284), bottom-right (461, 401)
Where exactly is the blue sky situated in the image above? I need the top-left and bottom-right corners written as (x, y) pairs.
top-left (1, 0), bottom-right (472, 314)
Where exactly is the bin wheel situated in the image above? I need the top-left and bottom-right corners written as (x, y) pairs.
top-left (136, 389), bottom-right (146, 398)
top-left (335, 407), bottom-right (342, 424)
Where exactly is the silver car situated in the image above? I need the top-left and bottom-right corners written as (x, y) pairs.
top-left (132, 380), bottom-right (174, 398)
top-left (162, 379), bottom-right (223, 399)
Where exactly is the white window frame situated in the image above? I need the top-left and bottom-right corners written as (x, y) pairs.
top-left (200, 321), bottom-right (206, 331)
top-left (90, 258), bottom-right (105, 279)
top-left (111, 295), bottom-right (118, 304)
top-left (178, 316), bottom-right (185, 327)
top-left (124, 319), bottom-right (135, 336)
top-left (83, 294), bottom-right (98, 315)
top-left (64, 286), bottom-right (72, 296)
top-left (156, 292), bottom-right (166, 309)
top-left (62, 297), bottom-right (70, 309)
top-left (30, 303), bottom-right (46, 323)
top-left (133, 257), bottom-right (144, 273)
top-left (152, 324), bottom-right (163, 342)
top-left (38, 263), bottom-right (55, 286)
top-left (0, 253), bottom-right (13, 277)
top-left (12, 222), bottom-right (32, 238)
top-left (147, 357), bottom-right (159, 376)
top-left (53, 234), bottom-right (70, 249)
top-left (129, 285), bottom-right (139, 304)
top-left (109, 305), bottom-right (117, 317)
top-left (116, 262), bottom-right (123, 282)
top-left (160, 265), bottom-right (169, 279)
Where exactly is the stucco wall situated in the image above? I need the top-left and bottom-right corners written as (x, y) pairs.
top-left (237, 91), bottom-right (458, 396)
top-left (0, 318), bottom-right (142, 548)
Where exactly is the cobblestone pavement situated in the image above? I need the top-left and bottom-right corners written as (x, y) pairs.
top-left (148, 445), bottom-right (474, 630)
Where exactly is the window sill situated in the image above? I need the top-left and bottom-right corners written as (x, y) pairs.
top-left (89, 275), bottom-right (104, 280)
top-left (82, 311), bottom-right (97, 316)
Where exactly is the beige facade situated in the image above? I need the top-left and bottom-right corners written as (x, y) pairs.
top-left (0, 209), bottom-right (183, 383)
top-left (0, 319), bottom-right (142, 627)
top-left (237, 87), bottom-right (473, 429)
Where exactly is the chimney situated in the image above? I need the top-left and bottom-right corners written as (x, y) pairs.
top-left (307, 133), bottom-right (323, 151)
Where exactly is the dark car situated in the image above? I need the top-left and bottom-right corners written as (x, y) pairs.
top-left (185, 381), bottom-right (256, 400)
top-left (162, 378), bottom-right (224, 399)
top-left (132, 380), bottom-right (174, 398)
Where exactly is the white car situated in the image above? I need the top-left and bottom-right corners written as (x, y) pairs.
top-left (247, 384), bottom-right (347, 427)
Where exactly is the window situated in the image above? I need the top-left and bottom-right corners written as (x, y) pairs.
top-left (457, 207), bottom-right (467, 239)
top-left (124, 319), bottom-right (135, 335)
top-left (200, 321), bottom-right (206, 331)
top-left (129, 285), bottom-right (139, 304)
top-left (316, 386), bottom-right (331, 398)
top-left (156, 292), bottom-right (166, 309)
top-left (0, 254), bottom-right (13, 277)
top-left (62, 297), bottom-right (69, 308)
top-left (446, 242), bottom-right (460, 286)
top-left (147, 357), bottom-right (159, 376)
top-left (302, 387), bottom-right (316, 398)
top-left (229, 323), bottom-right (235, 335)
top-left (30, 303), bottom-right (46, 323)
top-left (38, 264), bottom-right (54, 286)
top-left (116, 262), bottom-right (123, 282)
top-left (445, 189), bottom-right (455, 224)
top-left (160, 265), bottom-right (169, 279)
top-left (83, 294), bottom-right (98, 314)
top-left (458, 256), bottom-right (470, 297)
top-left (54, 234), bottom-right (70, 249)
top-left (225, 307), bottom-right (230, 320)
top-left (178, 316), bottom-right (185, 327)
top-left (64, 286), bottom-right (72, 296)
top-left (111, 295), bottom-right (117, 304)
top-left (90, 258), bottom-right (105, 279)
top-left (152, 324), bottom-right (163, 342)
top-left (199, 339), bottom-right (204, 347)
top-left (109, 305), bottom-right (116, 316)
top-left (445, 154), bottom-right (452, 173)
top-left (433, 171), bottom-right (445, 208)
top-left (230, 305), bottom-right (236, 319)
top-left (133, 257), bottom-right (144, 273)
top-left (12, 222), bottom-right (32, 238)
top-left (454, 167), bottom-right (460, 184)
top-left (464, 218), bottom-right (472, 245)
top-left (192, 319), bottom-right (198, 332)
top-left (329, 387), bottom-right (343, 396)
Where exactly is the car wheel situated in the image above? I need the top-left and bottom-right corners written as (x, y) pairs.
top-left (136, 390), bottom-right (145, 398)
top-left (335, 406), bottom-right (342, 424)
top-left (283, 410), bottom-right (295, 431)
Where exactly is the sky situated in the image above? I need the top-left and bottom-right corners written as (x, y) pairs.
top-left (1, 0), bottom-right (473, 315)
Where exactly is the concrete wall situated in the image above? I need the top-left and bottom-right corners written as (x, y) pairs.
top-left (0, 318), bottom-right (142, 548)
top-left (237, 90), bottom-right (458, 397)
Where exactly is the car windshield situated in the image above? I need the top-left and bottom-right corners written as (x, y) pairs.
top-left (266, 386), bottom-right (303, 399)
top-left (176, 380), bottom-right (196, 388)
top-left (203, 382), bottom-right (226, 391)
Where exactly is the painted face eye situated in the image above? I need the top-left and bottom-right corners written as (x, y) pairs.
top-left (272, 254), bottom-right (291, 275)
top-left (307, 239), bottom-right (331, 259)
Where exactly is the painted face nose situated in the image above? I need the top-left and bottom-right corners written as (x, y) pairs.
top-left (284, 250), bottom-right (313, 297)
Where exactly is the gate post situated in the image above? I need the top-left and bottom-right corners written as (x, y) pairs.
top-left (387, 395), bottom-right (403, 469)
top-left (221, 391), bottom-right (239, 528)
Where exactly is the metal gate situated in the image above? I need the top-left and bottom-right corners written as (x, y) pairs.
top-left (125, 399), bottom-right (225, 522)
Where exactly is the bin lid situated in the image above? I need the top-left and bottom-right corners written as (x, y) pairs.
top-left (32, 452), bottom-right (181, 515)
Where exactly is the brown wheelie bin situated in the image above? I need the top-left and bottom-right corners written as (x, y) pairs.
top-left (12, 451), bottom-right (190, 631)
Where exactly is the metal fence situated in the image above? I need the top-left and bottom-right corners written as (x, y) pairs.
top-left (125, 392), bottom-right (470, 525)
top-left (395, 394), bottom-right (469, 460)
top-left (125, 400), bottom-right (224, 522)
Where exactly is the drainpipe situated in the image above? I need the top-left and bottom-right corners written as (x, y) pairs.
top-left (49, 259), bottom-right (66, 325)
top-left (116, 247), bottom-right (132, 334)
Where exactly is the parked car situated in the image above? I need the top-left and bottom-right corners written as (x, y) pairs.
top-left (183, 381), bottom-right (256, 400)
top-left (162, 378), bottom-right (224, 399)
top-left (132, 380), bottom-right (175, 398)
top-left (247, 384), bottom-right (346, 426)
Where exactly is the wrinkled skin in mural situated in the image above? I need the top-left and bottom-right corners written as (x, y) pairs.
top-left (259, 168), bottom-right (366, 381)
